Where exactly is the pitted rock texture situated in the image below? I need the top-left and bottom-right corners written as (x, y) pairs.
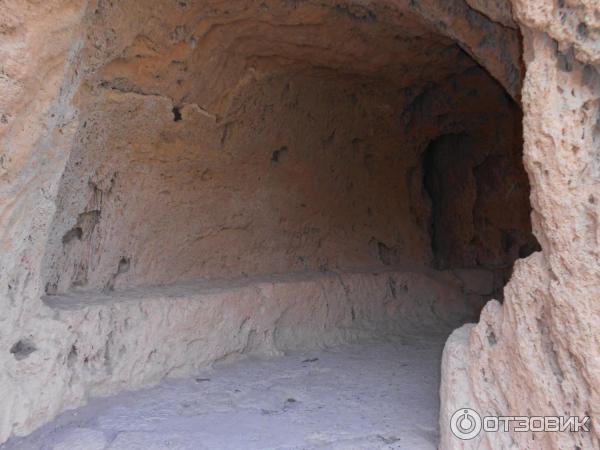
top-left (0, 0), bottom-right (546, 447)
top-left (440, 2), bottom-right (600, 449)
top-left (36, 0), bottom-right (533, 295)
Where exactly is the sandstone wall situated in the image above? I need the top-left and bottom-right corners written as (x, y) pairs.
top-left (41, 66), bottom-right (530, 296)
top-left (440, 1), bottom-right (600, 449)
top-left (42, 72), bottom-right (435, 293)
top-left (0, 0), bottom-right (89, 443)
top-left (0, 0), bottom-right (539, 445)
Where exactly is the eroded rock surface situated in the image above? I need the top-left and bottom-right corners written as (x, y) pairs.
top-left (42, 63), bottom-right (531, 294)
top-left (440, 2), bottom-right (600, 449)
top-left (3, 338), bottom-right (447, 450)
top-left (0, 0), bottom-right (583, 448)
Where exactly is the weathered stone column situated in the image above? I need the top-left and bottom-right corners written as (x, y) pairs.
top-left (440, 1), bottom-right (600, 448)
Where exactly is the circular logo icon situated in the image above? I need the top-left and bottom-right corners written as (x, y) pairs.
top-left (450, 408), bottom-right (482, 440)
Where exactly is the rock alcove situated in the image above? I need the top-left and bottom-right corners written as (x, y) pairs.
top-left (41, 1), bottom-right (534, 300)
top-left (2, 1), bottom-right (598, 449)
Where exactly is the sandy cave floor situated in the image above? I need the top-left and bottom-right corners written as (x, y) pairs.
top-left (2, 334), bottom-right (446, 450)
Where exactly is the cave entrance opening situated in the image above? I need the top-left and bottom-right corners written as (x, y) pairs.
top-left (42, 63), bottom-right (537, 327)
top-left (33, 1), bottom-right (538, 447)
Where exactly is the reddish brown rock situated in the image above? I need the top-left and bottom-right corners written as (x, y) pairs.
top-left (440, 2), bottom-right (600, 449)
top-left (2, 1), bottom-right (594, 449)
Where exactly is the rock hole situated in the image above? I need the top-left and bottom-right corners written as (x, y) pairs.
top-left (10, 339), bottom-right (37, 360)
top-left (388, 277), bottom-right (397, 298)
top-left (62, 226), bottom-right (83, 244)
top-left (172, 106), bottom-right (182, 122)
top-left (556, 48), bottom-right (575, 72)
top-left (117, 257), bottom-right (130, 274)
top-left (271, 146), bottom-right (288, 163)
top-left (67, 344), bottom-right (78, 366)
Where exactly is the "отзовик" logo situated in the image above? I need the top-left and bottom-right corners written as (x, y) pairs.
top-left (450, 408), bottom-right (590, 440)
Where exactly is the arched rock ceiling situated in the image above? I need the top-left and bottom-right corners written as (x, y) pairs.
top-left (80, 0), bottom-right (522, 119)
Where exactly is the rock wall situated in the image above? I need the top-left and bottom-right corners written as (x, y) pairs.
top-left (0, 0), bottom-right (89, 443)
top-left (440, 1), bottom-right (600, 449)
top-left (38, 0), bottom-right (531, 296)
top-left (42, 72), bottom-right (435, 293)
top-left (41, 64), bottom-right (531, 296)
top-left (20, 267), bottom-right (483, 444)
top-left (0, 0), bottom-right (552, 446)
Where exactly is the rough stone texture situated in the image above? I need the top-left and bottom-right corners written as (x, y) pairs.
top-left (0, 0), bottom-right (541, 446)
top-left (515, 0), bottom-right (600, 66)
top-left (0, 0), bottom-right (88, 444)
top-left (440, 1), bottom-right (600, 449)
top-left (3, 338), bottom-right (447, 450)
top-left (465, 0), bottom-right (516, 28)
top-left (405, 0), bottom-right (522, 100)
top-left (10, 268), bottom-right (478, 444)
top-left (422, 113), bottom-right (536, 274)
top-left (41, 63), bottom-right (532, 294)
